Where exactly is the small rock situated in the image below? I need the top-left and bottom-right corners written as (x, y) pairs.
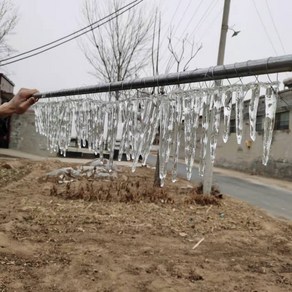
top-left (2, 163), bottom-right (14, 169)
top-left (46, 167), bottom-right (74, 177)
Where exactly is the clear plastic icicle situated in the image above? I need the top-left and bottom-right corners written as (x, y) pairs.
top-left (184, 96), bottom-right (193, 179)
top-left (262, 87), bottom-right (277, 165)
top-left (141, 96), bottom-right (160, 166)
top-left (235, 87), bottom-right (245, 144)
top-left (198, 93), bottom-right (211, 176)
top-left (159, 95), bottom-right (174, 187)
top-left (249, 84), bottom-right (260, 141)
top-left (184, 92), bottom-right (201, 180)
top-left (210, 91), bottom-right (222, 163)
top-left (171, 91), bottom-right (183, 182)
top-left (118, 99), bottom-right (129, 162)
top-left (222, 90), bottom-right (233, 143)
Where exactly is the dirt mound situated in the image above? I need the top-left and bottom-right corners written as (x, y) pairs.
top-left (0, 158), bottom-right (291, 291)
top-left (45, 166), bottom-right (221, 205)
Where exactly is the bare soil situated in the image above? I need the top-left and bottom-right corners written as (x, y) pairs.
top-left (0, 158), bottom-right (291, 292)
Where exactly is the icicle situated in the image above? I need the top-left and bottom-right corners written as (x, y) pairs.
top-left (249, 84), bottom-right (260, 141)
top-left (159, 95), bottom-right (175, 187)
top-left (141, 96), bottom-right (160, 165)
top-left (263, 87), bottom-right (277, 165)
top-left (210, 90), bottom-right (222, 163)
top-left (132, 98), bottom-right (145, 172)
top-left (222, 90), bottom-right (233, 143)
top-left (171, 91), bottom-right (183, 182)
top-left (107, 102), bottom-right (119, 170)
top-left (235, 87), bottom-right (245, 144)
top-left (184, 92), bottom-right (201, 180)
top-left (199, 93), bottom-right (211, 176)
top-left (184, 95), bottom-right (193, 179)
top-left (118, 99), bottom-right (129, 162)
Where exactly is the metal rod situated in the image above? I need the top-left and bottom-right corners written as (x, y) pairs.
top-left (35, 54), bottom-right (292, 98)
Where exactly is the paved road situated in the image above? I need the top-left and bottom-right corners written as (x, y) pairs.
top-left (147, 156), bottom-right (292, 221)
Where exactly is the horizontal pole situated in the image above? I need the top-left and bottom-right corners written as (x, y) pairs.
top-left (35, 54), bottom-right (292, 98)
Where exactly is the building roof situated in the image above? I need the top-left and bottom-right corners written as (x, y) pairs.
top-left (0, 73), bottom-right (15, 86)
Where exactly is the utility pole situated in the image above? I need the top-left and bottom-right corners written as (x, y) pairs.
top-left (203, 0), bottom-right (231, 194)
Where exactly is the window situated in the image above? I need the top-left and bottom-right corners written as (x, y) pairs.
top-left (274, 112), bottom-right (289, 130)
top-left (256, 116), bottom-right (263, 132)
top-left (230, 119), bottom-right (236, 133)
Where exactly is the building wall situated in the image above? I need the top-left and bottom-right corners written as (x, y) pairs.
top-left (178, 91), bottom-right (292, 181)
top-left (215, 110), bottom-right (292, 180)
top-left (9, 110), bottom-right (57, 157)
top-left (0, 74), bottom-right (14, 97)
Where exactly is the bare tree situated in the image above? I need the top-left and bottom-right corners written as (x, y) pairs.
top-left (166, 31), bottom-right (202, 74)
top-left (0, 0), bottom-right (18, 58)
top-left (81, 0), bottom-right (154, 97)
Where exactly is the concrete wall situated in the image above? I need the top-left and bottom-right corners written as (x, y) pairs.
top-left (0, 74), bottom-right (14, 96)
top-left (215, 112), bottom-right (292, 180)
top-left (9, 110), bottom-right (57, 157)
top-left (178, 93), bottom-right (292, 181)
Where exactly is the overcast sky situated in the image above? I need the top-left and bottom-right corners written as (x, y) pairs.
top-left (2, 0), bottom-right (292, 92)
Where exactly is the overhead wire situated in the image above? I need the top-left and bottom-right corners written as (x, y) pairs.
top-left (251, 0), bottom-right (278, 56)
top-left (159, 0), bottom-right (183, 43)
top-left (196, 6), bottom-right (223, 44)
top-left (163, 0), bottom-right (219, 73)
top-left (161, 0), bottom-right (208, 72)
top-left (0, 0), bottom-right (143, 66)
top-left (265, 0), bottom-right (286, 54)
top-left (189, 0), bottom-right (219, 39)
top-left (171, 0), bottom-right (194, 37)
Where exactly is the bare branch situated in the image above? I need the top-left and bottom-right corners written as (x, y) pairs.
top-left (81, 0), bottom-right (154, 95)
top-left (0, 0), bottom-right (18, 58)
top-left (183, 42), bottom-right (203, 71)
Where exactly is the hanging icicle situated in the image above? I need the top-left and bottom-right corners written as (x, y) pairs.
top-left (249, 84), bottom-right (260, 141)
top-left (171, 90), bottom-right (183, 182)
top-left (33, 80), bottom-right (279, 184)
top-left (184, 92), bottom-right (201, 180)
top-left (210, 90), bottom-right (222, 163)
top-left (235, 87), bottom-right (245, 145)
top-left (222, 90), bottom-right (233, 143)
top-left (262, 86), bottom-right (278, 165)
top-left (198, 93), bottom-right (211, 176)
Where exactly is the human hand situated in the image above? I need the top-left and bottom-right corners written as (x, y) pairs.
top-left (7, 88), bottom-right (39, 115)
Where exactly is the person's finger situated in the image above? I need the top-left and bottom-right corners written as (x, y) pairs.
top-left (19, 88), bottom-right (39, 100)
top-left (22, 97), bottom-right (37, 108)
top-left (27, 96), bottom-right (37, 105)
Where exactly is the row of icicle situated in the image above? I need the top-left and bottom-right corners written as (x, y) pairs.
top-left (33, 82), bottom-right (278, 186)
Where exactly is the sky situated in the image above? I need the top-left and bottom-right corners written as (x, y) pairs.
top-left (2, 0), bottom-right (292, 92)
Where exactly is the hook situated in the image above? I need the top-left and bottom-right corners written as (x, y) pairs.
top-left (234, 62), bottom-right (244, 86)
top-left (265, 57), bottom-right (278, 94)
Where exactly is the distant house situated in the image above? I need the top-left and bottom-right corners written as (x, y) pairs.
top-left (0, 73), bottom-right (14, 148)
top-left (214, 80), bottom-right (292, 181)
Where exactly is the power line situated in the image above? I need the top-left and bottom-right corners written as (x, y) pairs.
top-left (0, 0), bottom-right (142, 66)
top-left (197, 6), bottom-right (222, 44)
top-left (159, 0), bottom-right (182, 43)
top-left (265, 0), bottom-right (286, 54)
top-left (251, 0), bottom-right (278, 56)
top-left (189, 0), bottom-right (219, 39)
top-left (163, 0), bottom-right (219, 73)
top-left (180, 0), bottom-right (204, 38)
top-left (161, 0), bottom-right (208, 72)
top-left (171, 0), bottom-right (194, 37)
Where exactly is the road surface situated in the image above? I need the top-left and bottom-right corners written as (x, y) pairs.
top-left (147, 155), bottom-right (292, 221)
